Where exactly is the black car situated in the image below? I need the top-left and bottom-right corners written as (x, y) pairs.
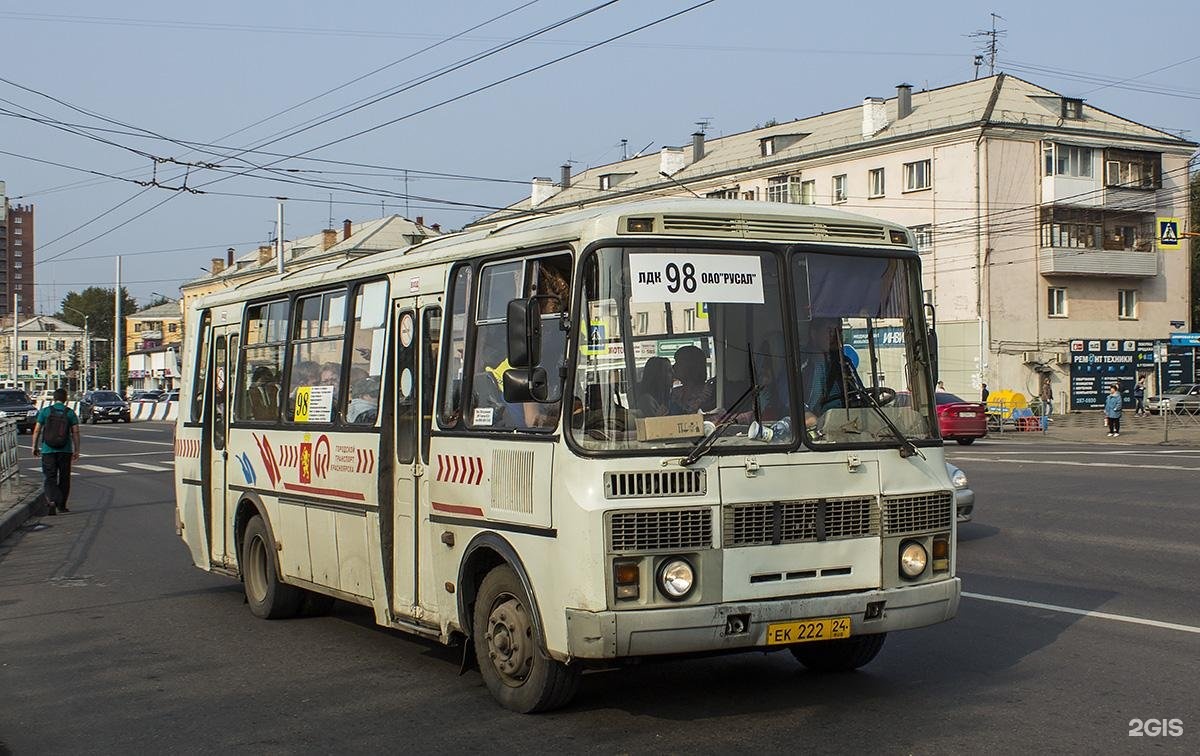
top-left (0, 389), bottom-right (38, 433)
top-left (81, 391), bottom-right (131, 423)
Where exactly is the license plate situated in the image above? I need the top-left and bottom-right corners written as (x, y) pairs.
top-left (765, 616), bottom-right (851, 645)
top-left (959, 412), bottom-right (977, 417)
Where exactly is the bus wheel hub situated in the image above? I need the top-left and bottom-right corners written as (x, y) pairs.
top-left (487, 597), bottom-right (532, 683)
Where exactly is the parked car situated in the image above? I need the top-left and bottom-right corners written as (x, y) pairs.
top-left (158, 390), bottom-right (180, 403)
top-left (1147, 383), bottom-right (1200, 414)
top-left (946, 462), bottom-right (974, 522)
top-left (895, 391), bottom-right (988, 445)
top-left (0, 389), bottom-right (38, 433)
top-left (81, 391), bottom-right (131, 423)
top-left (130, 389), bottom-right (164, 402)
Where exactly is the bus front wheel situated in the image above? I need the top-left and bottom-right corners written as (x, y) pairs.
top-left (789, 632), bottom-right (886, 672)
top-left (241, 515), bottom-right (302, 619)
top-left (472, 564), bottom-right (579, 713)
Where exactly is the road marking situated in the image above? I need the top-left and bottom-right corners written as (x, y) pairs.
top-left (80, 434), bottom-right (172, 447)
top-left (963, 592), bottom-right (1200, 636)
top-left (121, 462), bottom-right (172, 472)
top-left (951, 456), bottom-right (1200, 471)
top-left (959, 449), bottom-right (1200, 457)
top-left (125, 426), bottom-right (166, 433)
top-left (75, 464), bottom-right (126, 474)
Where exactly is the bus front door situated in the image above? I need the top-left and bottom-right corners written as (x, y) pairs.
top-left (206, 327), bottom-right (235, 566)
top-left (391, 303), bottom-right (440, 620)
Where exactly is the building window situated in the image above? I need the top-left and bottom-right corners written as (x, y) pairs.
top-left (36, 340), bottom-right (47, 351)
top-left (599, 175), bottom-right (612, 190)
top-left (1043, 143), bottom-right (1093, 178)
top-left (705, 187), bottom-right (740, 199)
top-left (13, 262), bottom-right (20, 269)
top-left (903, 160), bottom-right (932, 191)
top-left (868, 168), bottom-right (885, 198)
top-left (18, 340), bottom-right (27, 350)
top-left (766, 176), bottom-right (792, 203)
top-left (800, 179), bottom-right (816, 205)
top-left (760, 137), bottom-right (775, 157)
top-left (912, 224), bottom-right (933, 253)
top-left (1118, 289), bottom-right (1138, 320)
top-left (832, 174), bottom-right (847, 203)
top-left (37, 360), bottom-right (48, 371)
top-left (1104, 149), bottom-right (1162, 190)
top-left (134, 323), bottom-right (142, 332)
top-left (1062, 98), bottom-right (1084, 120)
top-left (13, 216), bottom-right (21, 224)
top-left (740, 189), bottom-right (757, 201)
top-left (1048, 287), bottom-right (1068, 318)
top-left (169, 323), bottom-right (178, 333)
top-left (12, 228), bottom-right (21, 236)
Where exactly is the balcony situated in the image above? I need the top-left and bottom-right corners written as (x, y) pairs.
top-left (1038, 247), bottom-right (1158, 278)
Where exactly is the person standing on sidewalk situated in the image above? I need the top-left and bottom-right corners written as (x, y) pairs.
top-left (1104, 383), bottom-right (1123, 438)
top-left (31, 388), bottom-right (81, 515)
top-left (1133, 377), bottom-right (1146, 416)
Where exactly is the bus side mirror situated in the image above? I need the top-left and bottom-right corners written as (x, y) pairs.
top-left (506, 297), bottom-right (541, 369)
top-left (503, 367), bottom-right (549, 403)
top-left (928, 327), bottom-right (939, 384)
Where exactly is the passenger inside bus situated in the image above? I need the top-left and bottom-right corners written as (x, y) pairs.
top-left (346, 376), bottom-right (380, 424)
top-left (800, 317), bottom-right (867, 430)
top-left (248, 365), bottom-right (280, 421)
top-left (669, 345), bottom-right (717, 415)
top-left (636, 356), bottom-right (673, 416)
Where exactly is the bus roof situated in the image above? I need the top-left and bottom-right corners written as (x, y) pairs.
top-left (192, 198), bottom-right (915, 310)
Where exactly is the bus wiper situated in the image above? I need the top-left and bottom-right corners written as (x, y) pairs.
top-left (680, 381), bottom-right (761, 467)
top-left (858, 386), bottom-right (923, 460)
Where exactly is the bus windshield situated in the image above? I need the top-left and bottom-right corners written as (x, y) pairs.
top-left (569, 245), bottom-right (935, 453)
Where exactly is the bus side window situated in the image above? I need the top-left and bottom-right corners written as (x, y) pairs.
top-left (191, 310), bottom-right (211, 422)
top-left (343, 280), bottom-right (388, 425)
top-left (438, 265), bottom-right (471, 428)
top-left (236, 300), bottom-right (287, 423)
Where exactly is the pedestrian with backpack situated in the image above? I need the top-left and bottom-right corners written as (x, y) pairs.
top-left (32, 388), bottom-right (81, 516)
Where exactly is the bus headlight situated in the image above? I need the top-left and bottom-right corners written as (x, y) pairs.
top-left (657, 558), bottom-right (695, 600)
top-left (951, 469), bottom-right (967, 489)
top-left (899, 541), bottom-right (928, 578)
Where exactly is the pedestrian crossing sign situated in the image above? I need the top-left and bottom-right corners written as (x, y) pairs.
top-left (1157, 217), bottom-right (1181, 250)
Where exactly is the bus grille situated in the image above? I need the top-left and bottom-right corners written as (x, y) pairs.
top-left (882, 492), bottom-right (954, 534)
top-left (607, 508), bottom-right (713, 552)
top-left (604, 469), bottom-right (706, 499)
top-left (723, 497), bottom-right (878, 547)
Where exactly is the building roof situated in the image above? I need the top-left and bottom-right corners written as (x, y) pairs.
top-left (17, 315), bottom-right (83, 334)
top-left (181, 215), bottom-right (439, 290)
top-left (128, 301), bottom-right (182, 320)
top-left (477, 74), bottom-right (1197, 223)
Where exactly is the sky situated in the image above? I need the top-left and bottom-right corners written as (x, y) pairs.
top-left (2, 0), bottom-right (1198, 313)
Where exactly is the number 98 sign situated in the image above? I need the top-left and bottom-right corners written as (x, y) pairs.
top-left (628, 253), bottom-right (764, 304)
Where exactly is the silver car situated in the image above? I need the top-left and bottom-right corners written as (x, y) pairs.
top-left (1147, 383), bottom-right (1200, 414)
top-left (946, 462), bottom-right (974, 523)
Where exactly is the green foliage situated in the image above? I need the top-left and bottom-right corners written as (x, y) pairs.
top-left (55, 287), bottom-right (138, 342)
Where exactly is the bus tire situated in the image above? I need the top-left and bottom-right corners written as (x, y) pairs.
top-left (241, 515), bottom-right (302, 619)
top-left (955, 437), bottom-right (975, 445)
top-left (472, 564), bottom-right (579, 713)
top-left (789, 632), bottom-right (886, 672)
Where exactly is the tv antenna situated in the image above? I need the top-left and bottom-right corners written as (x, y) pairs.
top-left (694, 118), bottom-right (712, 135)
top-left (968, 13), bottom-right (1006, 76)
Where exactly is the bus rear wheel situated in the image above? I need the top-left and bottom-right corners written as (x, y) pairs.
top-left (789, 633), bottom-right (886, 672)
top-left (472, 565), bottom-right (579, 713)
top-left (241, 515), bottom-right (302, 619)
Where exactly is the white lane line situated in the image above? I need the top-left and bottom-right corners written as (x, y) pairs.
top-left (963, 592), bottom-right (1200, 636)
top-left (951, 456), bottom-right (1200, 471)
top-left (959, 449), bottom-right (1200, 457)
top-left (75, 464), bottom-right (125, 474)
top-left (80, 434), bottom-right (172, 447)
top-left (121, 462), bottom-right (172, 472)
top-left (125, 426), bottom-right (166, 433)
top-left (76, 451), bottom-right (174, 458)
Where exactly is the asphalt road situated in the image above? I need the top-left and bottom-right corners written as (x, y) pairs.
top-left (1, 429), bottom-right (1197, 753)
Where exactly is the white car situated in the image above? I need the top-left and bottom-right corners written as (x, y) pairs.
top-left (946, 462), bottom-right (974, 522)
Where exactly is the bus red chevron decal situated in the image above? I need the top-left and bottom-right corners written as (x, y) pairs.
top-left (435, 454), bottom-right (483, 485)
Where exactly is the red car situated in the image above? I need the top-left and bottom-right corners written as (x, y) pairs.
top-left (933, 391), bottom-right (988, 444)
top-left (896, 391), bottom-right (988, 445)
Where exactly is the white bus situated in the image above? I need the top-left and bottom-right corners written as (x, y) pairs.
top-left (175, 198), bottom-right (960, 712)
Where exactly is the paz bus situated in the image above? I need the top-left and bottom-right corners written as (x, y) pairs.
top-left (175, 198), bottom-right (960, 713)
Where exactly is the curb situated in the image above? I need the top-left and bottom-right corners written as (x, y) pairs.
top-left (0, 478), bottom-right (47, 545)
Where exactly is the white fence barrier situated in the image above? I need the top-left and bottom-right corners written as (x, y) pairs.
top-left (36, 400), bottom-right (178, 422)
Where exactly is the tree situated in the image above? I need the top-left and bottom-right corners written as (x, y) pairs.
top-left (56, 287), bottom-right (139, 389)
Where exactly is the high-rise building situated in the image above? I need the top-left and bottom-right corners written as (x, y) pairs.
top-left (0, 180), bottom-right (36, 318)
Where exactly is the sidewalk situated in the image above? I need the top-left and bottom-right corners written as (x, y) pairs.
top-left (0, 473), bottom-right (46, 544)
top-left (983, 412), bottom-right (1200, 445)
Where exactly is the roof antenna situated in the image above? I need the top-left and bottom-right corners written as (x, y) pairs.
top-left (968, 13), bottom-right (1006, 76)
top-left (694, 118), bottom-right (712, 135)
top-left (620, 138), bottom-right (628, 160)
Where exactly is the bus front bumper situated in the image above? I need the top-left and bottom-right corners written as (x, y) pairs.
top-left (565, 577), bottom-right (960, 660)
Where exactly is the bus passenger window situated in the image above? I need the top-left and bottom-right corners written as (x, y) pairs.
top-left (236, 301), bottom-right (287, 422)
top-left (438, 266), bottom-right (471, 427)
top-left (287, 289), bottom-right (349, 423)
top-left (191, 310), bottom-right (211, 422)
top-left (342, 280), bottom-right (388, 425)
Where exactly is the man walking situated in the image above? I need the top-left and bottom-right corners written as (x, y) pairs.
top-left (32, 388), bottom-right (81, 515)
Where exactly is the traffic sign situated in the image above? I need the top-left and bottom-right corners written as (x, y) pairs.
top-left (1157, 217), bottom-right (1181, 250)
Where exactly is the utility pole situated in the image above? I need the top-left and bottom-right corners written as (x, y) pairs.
top-left (276, 202), bottom-right (285, 275)
top-left (114, 256), bottom-right (122, 396)
top-left (11, 292), bottom-right (18, 389)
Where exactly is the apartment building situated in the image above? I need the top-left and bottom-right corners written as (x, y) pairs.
top-left (0, 315), bottom-right (84, 391)
top-left (0, 181), bottom-right (36, 319)
top-left (126, 300), bottom-right (185, 392)
top-left (483, 74), bottom-right (1194, 409)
